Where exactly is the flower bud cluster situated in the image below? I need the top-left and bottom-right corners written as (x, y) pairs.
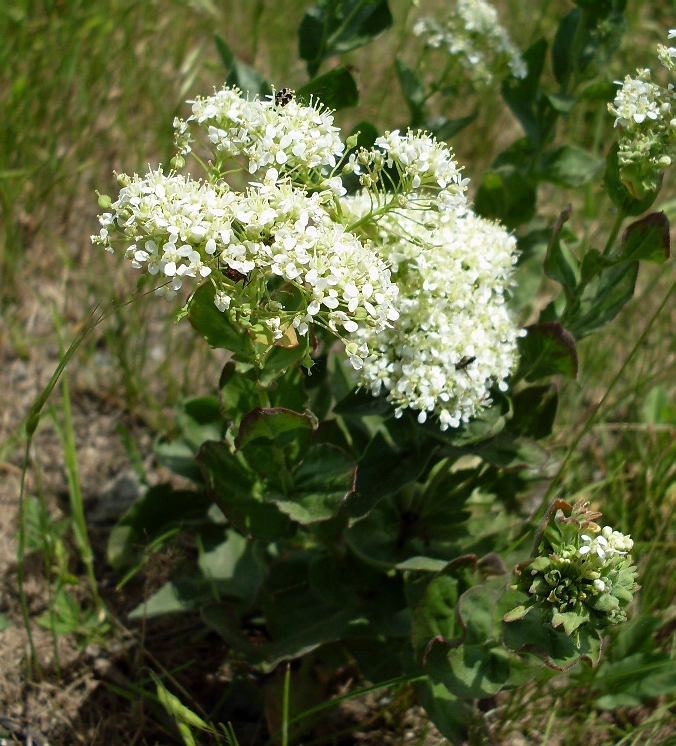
top-left (608, 29), bottom-right (676, 197)
top-left (513, 502), bottom-right (639, 634)
top-left (412, 0), bottom-right (527, 85)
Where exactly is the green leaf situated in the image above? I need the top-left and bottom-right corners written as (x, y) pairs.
top-left (297, 67), bottom-right (359, 111)
top-left (545, 93), bottom-right (576, 113)
top-left (411, 574), bottom-right (461, 660)
top-left (595, 652), bottom-right (676, 709)
top-left (414, 680), bottom-right (474, 744)
top-left (552, 10), bottom-right (578, 87)
top-left (299, 0), bottom-right (393, 77)
top-left (420, 391), bottom-right (510, 448)
top-left (214, 34), bottom-right (234, 70)
top-left (334, 386), bottom-right (393, 417)
top-left (567, 260), bottom-right (638, 338)
top-left (257, 338), bottom-right (310, 387)
top-left (474, 166), bottom-right (537, 229)
top-left (538, 145), bottom-right (603, 188)
top-left (107, 484), bottom-right (213, 569)
top-left (395, 56), bottom-right (426, 126)
top-left (270, 444), bottom-right (356, 524)
top-left (199, 528), bottom-right (268, 604)
top-left (502, 605), bottom-right (603, 670)
top-left (187, 283), bottom-right (253, 356)
top-left (197, 440), bottom-right (294, 541)
top-left (219, 363), bottom-right (259, 423)
top-left (430, 111), bottom-right (478, 141)
top-left (501, 39), bottom-right (548, 144)
top-left (347, 431), bottom-right (437, 520)
top-left (516, 322), bottom-right (578, 381)
top-left (473, 435), bottom-right (551, 471)
top-left (234, 407), bottom-right (316, 451)
top-left (214, 35), bottom-right (271, 98)
top-left (423, 586), bottom-right (523, 698)
top-left (579, 248), bottom-right (614, 285)
top-left (616, 212), bottom-right (671, 264)
top-left (543, 205), bottom-right (579, 295)
top-left (154, 396), bottom-right (226, 482)
top-left (508, 384), bottom-right (558, 439)
top-left (604, 143), bottom-right (658, 216)
top-left (128, 577), bottom-right (207, 619)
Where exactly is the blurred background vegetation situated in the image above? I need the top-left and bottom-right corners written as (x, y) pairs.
top-left (0, 0), bottom-right (674, 744)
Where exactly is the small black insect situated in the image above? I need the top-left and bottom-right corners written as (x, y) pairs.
top-left (454, 355), bottom-right (476, 371)
top-left (274, 88), bottom-right (294, 107)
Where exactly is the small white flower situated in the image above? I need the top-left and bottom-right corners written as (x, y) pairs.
top-left (214, 290), bottom-right (231, 312)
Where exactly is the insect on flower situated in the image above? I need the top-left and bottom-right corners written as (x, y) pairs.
top-left (454, 355), bottom-right (476, 371)
top-left (274, 88), bottom-right (294, 107)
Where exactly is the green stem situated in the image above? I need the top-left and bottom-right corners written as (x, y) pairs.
top-left (602, 209), bottom-right (627, 257)
top-left (346, 198), bottom-right (397, 233)
top-left (17, 440), bottom-right (39, 676)
top-left (281, 662), bottom-right (291, 746)
top-left (532, 281), bottom-right (674, 523)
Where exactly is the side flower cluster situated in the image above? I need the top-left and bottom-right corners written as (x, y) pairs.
top-left (608, 29), bottom-right (676, 197)
top-left (511, 502), bottom-right (639, 635)
top-left (413, 0), bottom-right (527, 85)
top-left (176, 85), bottom-right (344, 180)
top-left (343, 195), bottom-right (523, 429)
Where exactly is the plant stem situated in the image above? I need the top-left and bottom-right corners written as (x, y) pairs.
top-left (533, 280), bottom-right (674, 522)
top-left (281, 662), bottom-right (291, 746)
top-left (602, 209), bottom-right (627, 257)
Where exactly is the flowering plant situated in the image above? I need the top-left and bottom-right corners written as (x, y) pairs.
top-left (94, 1), bottom-right (670, 740)
top-left (608, 28), bottom-right (676, 197)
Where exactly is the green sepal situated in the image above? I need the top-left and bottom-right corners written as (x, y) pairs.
top-left (604, 143), bottom-right (658, 216)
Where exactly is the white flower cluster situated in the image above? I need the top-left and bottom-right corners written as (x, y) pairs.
top-left (608, 29), bottom-right (676, 196)
top-left (611, 70), bottom-right (665, 128)
top-left (179, 85), bottom-right (344, 177)
top-left (92, 166), bottom-right (399, 368)
top-left (95, 84), bottom-right (522, 427)
top-left (343, 194), bottom-right (522, 429)
top-left (657, 28), bottom-right (676, 71)
top-left (413, 0), bottom-right (527, 85)
top-left (373, 130), bottom-right (469, 212)
top-left (579, 526), bottom-right (634, 562)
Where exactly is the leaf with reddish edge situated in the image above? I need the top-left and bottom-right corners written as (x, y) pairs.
top-left (617, 212), bottom-right (671, 265)
top-left (271, 444), bottom-right (357, 524)
top-left (516, 322), bottom-right (578, 382)
top-left (235, 407), bottom-right (317, 451)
